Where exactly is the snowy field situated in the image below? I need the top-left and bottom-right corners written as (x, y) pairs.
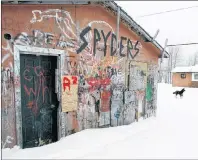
top-left (2, 83), bottom-right (198, 159)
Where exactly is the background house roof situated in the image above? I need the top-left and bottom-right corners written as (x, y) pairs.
top-left (2, 0), bottom-right (169, 58)
top-left (172, 65), bottom-right (198, 73)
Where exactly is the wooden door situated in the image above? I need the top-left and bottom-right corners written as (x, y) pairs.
top-left (20, 54), bottom-right (58, 148)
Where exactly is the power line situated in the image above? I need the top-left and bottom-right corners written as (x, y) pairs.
top-left (167, 43), bottom-right (198, 47)
top-left (136, 5), bottom-right (198, 18)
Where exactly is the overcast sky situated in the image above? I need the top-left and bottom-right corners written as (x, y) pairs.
top-left (116, 1), bottom-right (198, 58)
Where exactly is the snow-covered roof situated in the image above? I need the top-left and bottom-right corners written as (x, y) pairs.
top-left (172, 65), bottom-right (198, 73)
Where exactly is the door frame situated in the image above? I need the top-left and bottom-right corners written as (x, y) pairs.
top-left (14, 45), bottom-right (65, 148)
top-left (126, 60), bottom-right (148, 119)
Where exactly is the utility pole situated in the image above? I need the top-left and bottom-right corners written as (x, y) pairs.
top-left (159, 38), bottom-right (168, 83)
top-left (152, 29), bottom-right (160, 41)
top-left (116, 6), bottom-right (120, 56)
top-left (167, 51), bottom-right (173, 84)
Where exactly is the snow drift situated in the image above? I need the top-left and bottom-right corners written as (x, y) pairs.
top-left (2, 83), bottom-right (198, 159)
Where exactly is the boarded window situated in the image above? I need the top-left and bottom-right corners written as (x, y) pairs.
top-left (181, 73), bottom-right (186, 79)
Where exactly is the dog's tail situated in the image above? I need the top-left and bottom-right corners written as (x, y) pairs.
top-left (173, 91), bottom-right (176, 94)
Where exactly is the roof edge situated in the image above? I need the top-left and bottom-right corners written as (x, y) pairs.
top-left (103, 1), bottom-right (169, 58)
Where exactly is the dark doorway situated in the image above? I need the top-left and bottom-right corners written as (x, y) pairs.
top-left (20, 54), bottom-right (58, 148)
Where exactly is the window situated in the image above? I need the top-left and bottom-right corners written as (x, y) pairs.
top-left (181, 73), bottom-right (186, 79)
top-left (192, 73), bottom-right (198, 81)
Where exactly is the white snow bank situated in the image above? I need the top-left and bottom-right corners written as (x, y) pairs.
top-left (2, 118), bottom-right (157, 159)
top-left (2, 83), bottom-right (198, 159)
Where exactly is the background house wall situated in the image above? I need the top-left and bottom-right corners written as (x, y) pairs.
top-left (172, 73), bottom-right (198, 87)
top-left (2, 4), bottom-right (160, 148)
top-left (172, 73), bottom-right (192, 87)
top-left (191, 81), bottom-right (198, 87)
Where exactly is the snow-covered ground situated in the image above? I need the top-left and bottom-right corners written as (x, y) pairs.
top-left (2, 83), bottom-right (198, 159)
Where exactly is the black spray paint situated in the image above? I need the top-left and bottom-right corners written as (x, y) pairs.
top-left (101, 30), bottom-right (111, 57)
top-left (77, 28), bottom-right (140, 58)
top-left (111, 33), bottom-right (117, 56)
top-left (76, 26), bottom-right (92, 54)
top-left (120, 36), bottom-right (127, 57)
top-left (93, 28), bottom-right (101, 56)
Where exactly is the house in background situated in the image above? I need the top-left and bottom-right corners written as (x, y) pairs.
top-left (172, 65), bottom-right (198, 88)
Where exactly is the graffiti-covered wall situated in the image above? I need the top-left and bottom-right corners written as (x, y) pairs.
top-left (2, 4), bottom-right (159, 148)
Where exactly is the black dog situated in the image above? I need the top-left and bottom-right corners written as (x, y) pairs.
top-left (173, 88), bottom-right (186, 98)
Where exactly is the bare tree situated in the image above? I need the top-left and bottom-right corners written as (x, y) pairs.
top-left (167, 46), bottom-right (181, 83)
top-left (168, 47), bottom-right (183, 68)
top-left (158, 46), bottom-right (184, 83)
top-left (194, 52), bottom-right (198, 65)
top-left (188, 56), bottom-right (192, 66)
top-left (188, 51), bottom-right (198, 66)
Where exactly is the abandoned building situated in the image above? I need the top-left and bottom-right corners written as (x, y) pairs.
top-left (2, 1), bottom-right (168, 149)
